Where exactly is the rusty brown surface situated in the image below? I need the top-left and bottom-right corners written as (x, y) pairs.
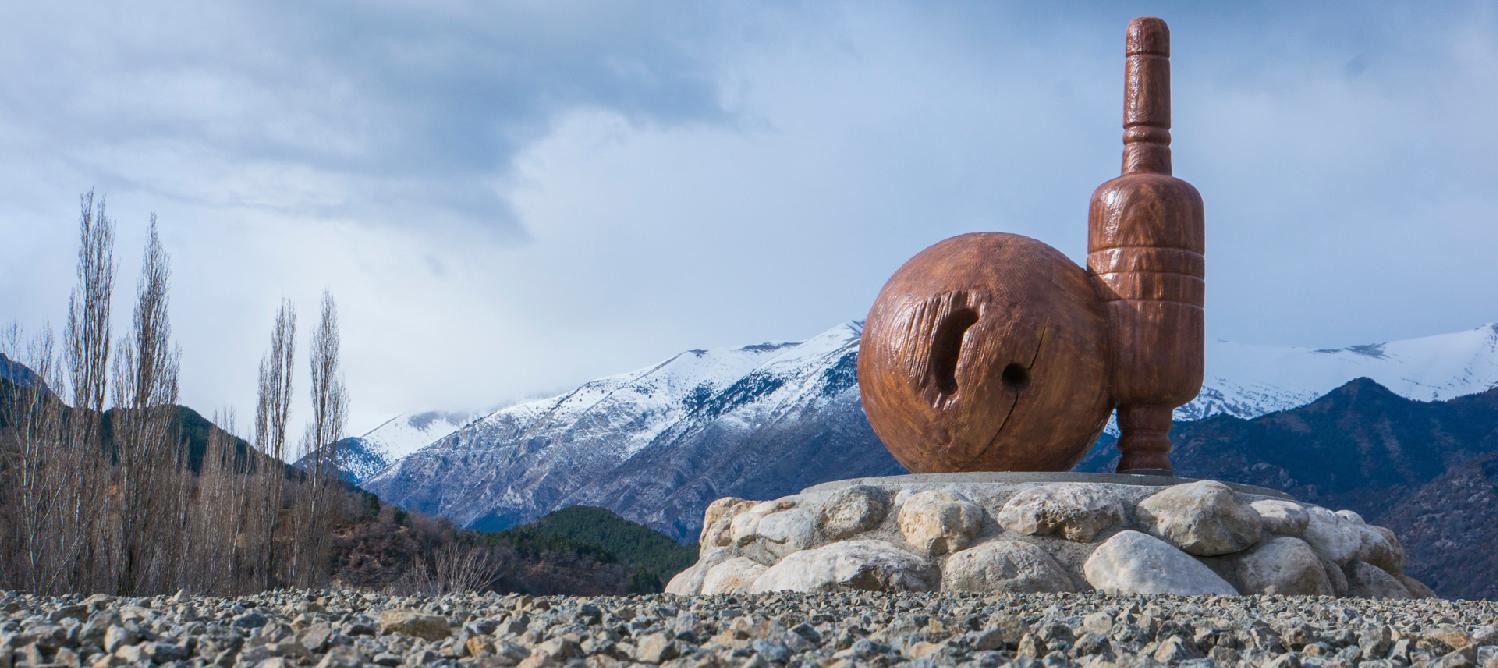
top-left (858, 233), bottom-right (1113, 473)
top-left (856, 17), bottom-right (1205, 475)
top-left (1088, 17), bottom-right (1204, 473)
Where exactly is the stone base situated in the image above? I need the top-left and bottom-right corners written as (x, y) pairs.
top-left (667, 473), bottom-right (1434, 599)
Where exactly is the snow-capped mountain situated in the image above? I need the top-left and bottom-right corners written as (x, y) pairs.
top-left (365, 322), bottom-right (902, 539)
top-left (359, 411), bottom-right (476, 461)
top-left (316, 411), bottom-right (477, 484)
top-left (364, 321), bottom-right (1498, 540)
top-left (1188, 323), bottom-right (1498, 420)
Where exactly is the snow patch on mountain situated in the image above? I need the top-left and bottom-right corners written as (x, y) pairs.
top-left (1186, 323), bottom-right (1498, 421)
top-left (358, 410), bottom-right (476, 462)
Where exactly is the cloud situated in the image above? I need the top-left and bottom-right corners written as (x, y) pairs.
top-left (1, 2), bottom-right (1496, 441)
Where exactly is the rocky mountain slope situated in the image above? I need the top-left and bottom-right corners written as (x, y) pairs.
top-left (1379, 451), bottom-right (1498, 600)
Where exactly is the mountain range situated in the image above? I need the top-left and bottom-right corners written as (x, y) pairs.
top-left (362, 320), bottom-right (1498, 557)
top-left (364, 323), bottom-right (894, 538)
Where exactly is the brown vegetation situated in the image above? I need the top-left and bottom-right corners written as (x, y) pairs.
top-left (0, 192), bottom-right (367, 595)
top-left (1, 191), bottom-right (689, 598)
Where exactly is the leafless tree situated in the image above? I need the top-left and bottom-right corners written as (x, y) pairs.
top-left (2, 193), bottom-right (387, 595)
top-left (292, 291), bottom-right (348, 586)
top-left (394, 543), bottom-right (509, 595)
top-left (109, 217), bottom-right (183, 594)
top-left (188, 410), bottom-right (256, 593)
top-left (66, 191), bottom-right (113, 418)
top-left (1, 325), bottom-right (68, 593)
top-left (58, 191), bottom-right (115, 592)
top-left (253, 300), bottom-right (296, 589)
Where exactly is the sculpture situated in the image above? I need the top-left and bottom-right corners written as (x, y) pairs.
top-left (858, 17), bottom-right (1203, 475)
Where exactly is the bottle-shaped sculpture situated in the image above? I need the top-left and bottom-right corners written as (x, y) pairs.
top-left (1088, 17), bottom-right (1204, 474)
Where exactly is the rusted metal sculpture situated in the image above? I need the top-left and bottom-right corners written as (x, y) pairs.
top-left (1088, 17), bottom-right (1204, 473)
top-left (858, 17), bottom-right (1203, 475)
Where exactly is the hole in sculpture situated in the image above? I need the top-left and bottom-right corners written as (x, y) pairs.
top-left (930, 309), bottom-right (978, 395)
top-left (1002, 363), bottom-right (1031, 392)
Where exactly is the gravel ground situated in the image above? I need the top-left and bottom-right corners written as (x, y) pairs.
top-left (1, 589), bottom-right (1495, 667)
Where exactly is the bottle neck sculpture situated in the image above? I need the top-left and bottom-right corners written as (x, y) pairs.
top-left (1087, 17), bottom-right (1205, 474)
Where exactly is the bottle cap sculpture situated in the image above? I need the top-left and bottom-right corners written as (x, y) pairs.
top-left (858, 17), bottom-right (1203, 475)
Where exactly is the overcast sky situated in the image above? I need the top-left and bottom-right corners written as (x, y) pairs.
top-left (2, 2), bottom-right (1496, 437)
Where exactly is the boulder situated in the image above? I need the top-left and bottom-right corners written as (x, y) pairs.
top-left (376, 609), bottom-right (450, 641)
top-left (1136, 481), bottom-right (1262, 556)
top-left (665, 548), bottom-right (734, 595)
top-left (755, 509), bottom-right (817, 559)
top-left (994, 484), bottom-right (1128, 542)
top-left (1303, 507), bottom-right (1363, 565)
top-left (941, 540), bottom-right (1078, 593)
top-left (1236, 537), bottom-right (1334, 595)
top-left (1251, 499), bottom-right (1309, 536)
top-left (677, 474), bottom-right (1426, 599)
top-left (700, 557), bottom-right (768, 595)
top-left (1346, 561), bottom-right (1413, 599)
top-left (1356, 524), bottom-right (1404, 574)
top-left (1082, 530), bottom-right (1238, 596)
top-left (699, 498), bottom-right (754, 547)
top-left (749, 540), bottom-right (936, 593)
top-left (898, 490), bottom-right (984, 557)
top-left (818, 485), bottom-right (890, 540)
top-left (1321, 554), bottom-right (1350, 596)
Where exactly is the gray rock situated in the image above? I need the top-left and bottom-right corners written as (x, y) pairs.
top-left (1236, 536), bottom-right (1334, 595)
top-left (1082, 530), bottom-right (1238, 596)
top-left (1136, 480), bottom-right (1262, 556)
top-left (1322, 554), bottom-right (1350, 595)
top-left (103, 624), bottom-right (137, 653)
top-left (1251, 499), bottom-right (1310, 535)
top-left (232, 610), bottom-right (269, 629)
top-left (818, 485), bottom-right (890, 540)
top-left (749, 540), bottom-right (936, 592)
top-left (700, 557), bottom-right (768, 595)
top-left (636, 632), bottom-right (677, 663)
top-left (756, 509), bottom-right (817, 558)
top-left (941, 540), bottom-right (1078, 593)
top-left (1303, 506), bottom-right (1363, 565)
top-left (898, 490), bottom-right (984, 557)
top-left (1346, 561), bottom-right (1413, 599)
top-left (664, 547), bottom-right (734, 595)
top-left (699, 497), bottom-right (754, 547)
top-left (994, 483), bottom-right (1128, 542)
top-left (300, 622), bottom-right (335, 653)
top-left (376, 609), bottom-right (450, 641)
top-left (318, 645), bottom-right (365, 667)
top-left (1356, 524), bottom-right (1405, 574)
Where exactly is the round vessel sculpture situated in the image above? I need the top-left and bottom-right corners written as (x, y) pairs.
top-left (858, 233), bottom-right (1113, 472)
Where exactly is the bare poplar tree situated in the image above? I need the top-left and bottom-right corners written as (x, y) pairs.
top-left (66, 190), bottom-right (114, 418)
top-left (292, 291), bottom-right (348, 586)
top-left (253, 300), bottom-right (296, 589)
top-left (60, 191), bottom-right (115, 593)
top-left (109, 216), bottom-right (183, 594)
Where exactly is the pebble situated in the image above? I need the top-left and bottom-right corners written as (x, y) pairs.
top-left (0, 588), bottom-right (1493, 665)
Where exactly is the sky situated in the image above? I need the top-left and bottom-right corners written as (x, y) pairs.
top-left (2, 2), bottom-right (1496, 438)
